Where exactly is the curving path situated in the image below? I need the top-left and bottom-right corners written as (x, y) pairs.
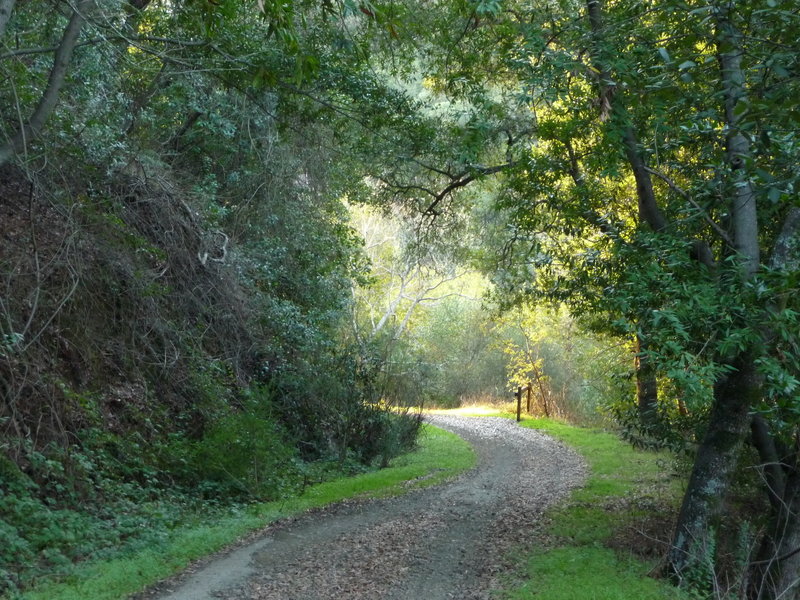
top-left (148, 416), bottom-right (586, 600)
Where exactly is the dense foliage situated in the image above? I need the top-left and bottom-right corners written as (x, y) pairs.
top-left (0, 0), bottom-right (425, 593)
top-left (1, 0), bottom-right (799, 598)
top-left (382, 0), bottom-right (800, 596)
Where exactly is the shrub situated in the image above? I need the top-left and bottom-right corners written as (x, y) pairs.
top-left (190, 406), bottom-right (302, 500)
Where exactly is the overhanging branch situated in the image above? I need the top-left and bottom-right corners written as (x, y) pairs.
top-left (423, 161), bottom-right (518, 215)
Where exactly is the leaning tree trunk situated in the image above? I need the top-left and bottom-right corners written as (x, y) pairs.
top-left (668, 0), bottom-right (763, 583)
top-left (667, 353), bottom-right (759, 581)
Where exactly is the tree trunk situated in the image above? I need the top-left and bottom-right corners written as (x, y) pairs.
top-left (0, 0), bottom-right (14, 39)
top-left (768, 473), bottom-right (800, 600)
top-left (634, 333), bottom-right (659, 428)
top-left (0, 0), bottom-right (91, 167)
top-left (668, 0), bottom-right (765, 583)
top-left (750, 415), bottom-right (787, 512)
top-left (749, 466), bottom-right (800, 600)
top-left (749, 460), bottom-right (800, 600)
top-left (667, 353), bottom-right (759, 581)
top-left (747, 204), bottom-right (800, 599)
top-left (717, 2), bottom-right (760, 277)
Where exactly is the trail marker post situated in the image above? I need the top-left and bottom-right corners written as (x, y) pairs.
top-left (516, 386), bottom-right (522, 422)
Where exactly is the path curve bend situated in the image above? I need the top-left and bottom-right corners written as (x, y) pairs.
top-left (150, 416), bottom-right (586, 600)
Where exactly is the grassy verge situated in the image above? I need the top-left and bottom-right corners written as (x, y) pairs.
top-left (422, 406), bottom-right (687, 597)
top-left (504, 417), bottom-right (688, 600)
top-left (18, 424), bottom-right (474, 600)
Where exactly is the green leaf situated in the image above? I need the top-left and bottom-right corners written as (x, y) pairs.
top-left (773, 64), bottom-right (790, 78)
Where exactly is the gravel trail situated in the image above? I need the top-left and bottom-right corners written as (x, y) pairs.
top-left (149, 416), bottom-right (586, 600)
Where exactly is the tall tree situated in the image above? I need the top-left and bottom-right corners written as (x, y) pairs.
top-left (379, 0), bottom-right (800, 594)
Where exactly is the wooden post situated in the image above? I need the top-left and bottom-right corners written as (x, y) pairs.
top-left (526, 383), bottom-right (532, 414)
top-left (516, 386), bottom-right (522, 422)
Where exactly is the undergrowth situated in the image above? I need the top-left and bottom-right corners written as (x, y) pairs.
top-left (8, 424), bottom-right (473, 600)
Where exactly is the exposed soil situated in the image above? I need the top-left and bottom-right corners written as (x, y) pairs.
top-left (147, 416), bottom-right (587, 600)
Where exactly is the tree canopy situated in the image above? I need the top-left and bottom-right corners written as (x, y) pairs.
top-left (1, 0), bottom-right (799, 597)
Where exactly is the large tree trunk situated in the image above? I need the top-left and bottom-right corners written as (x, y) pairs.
top-left (667, 0), bottom-right (764, 583)
top-left (667, 353), bottom-right (759, 581)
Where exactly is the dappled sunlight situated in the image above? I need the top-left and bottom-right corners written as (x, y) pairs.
top-left (423, 403), bottom-right (516, 417)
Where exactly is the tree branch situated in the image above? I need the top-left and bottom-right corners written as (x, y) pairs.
top-left (644, 166), bottom-right (736, 248)
top-left (622, 127), bottom-right (667, 232)
top-left (0, 35), bottom-right (208, 60)
top-left (424, 161), bottom-right (517, 215)
top-left (0, 0), bottom-right (92, 167)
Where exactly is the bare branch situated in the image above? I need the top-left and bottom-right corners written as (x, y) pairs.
top-left (424, 161), bottom-right (517, 215)
top-left (644, 166), bottom-right (736, 248)
top-left (0, 35), bottom-right (208, 60)
top-left (374, 176), bottom-right (438, 200)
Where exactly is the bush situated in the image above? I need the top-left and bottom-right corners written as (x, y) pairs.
top-left (190, 404), bottom-right (302, 500)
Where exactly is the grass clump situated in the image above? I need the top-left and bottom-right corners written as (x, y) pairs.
top-left (16, 424), bottom-right (473, 600)
top-left (503, 417), bottom-right (687, 600)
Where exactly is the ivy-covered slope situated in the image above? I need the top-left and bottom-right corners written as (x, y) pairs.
top-left (0, 3), bottom-right (427, 593)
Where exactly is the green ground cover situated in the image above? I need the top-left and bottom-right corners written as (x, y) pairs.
top-left (16, 424), bottom-right (474, 600)
top-left (506, 417), bottom-right (688, 600)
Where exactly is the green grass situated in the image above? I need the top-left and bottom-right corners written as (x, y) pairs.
top-left (502, 417), bottom-right (688, 600)
top-left (507, 547), bottom-right (681, 600)
top-left (18, 424), bottom-right (474, 600)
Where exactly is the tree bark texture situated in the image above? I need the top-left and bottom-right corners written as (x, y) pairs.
top-left (667, 353), bottom-right (760, 581)
top-left (0, 0), bottom-right (91, 167)
top-left (0, 0), bottom-right (14, 39)
top-left (716, 2), bottom-right (760, 276)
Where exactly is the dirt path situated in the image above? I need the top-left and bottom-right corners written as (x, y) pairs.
top-left (148, 416), bottom-right (586, 600)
